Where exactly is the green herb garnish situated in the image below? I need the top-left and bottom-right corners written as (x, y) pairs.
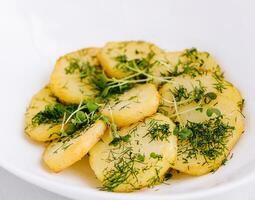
top-left (206, 107), bottom-right (221, 117)
top-left (32, 103), bottom-right (77, 125)
top-left (65, 58), bottom-right (101, 79)
top-left (150, 152), bottom-right (163, 160)
top-left (101, 147), bottom-right (141, 191)
top-left (174, 116), bottom-right (235, 162)
top-left (143, 120), bottom-right (171, 142)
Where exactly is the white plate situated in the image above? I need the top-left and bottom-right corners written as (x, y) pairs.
top-left (1, 0), bottom-right (255, 199)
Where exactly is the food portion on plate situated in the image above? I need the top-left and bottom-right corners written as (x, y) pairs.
top-left (50, 48), bottom-right (101, 104)
top-left (89, 113), bottom-right (177, 192)
top-left (24, 41), bottom-right (245, 192)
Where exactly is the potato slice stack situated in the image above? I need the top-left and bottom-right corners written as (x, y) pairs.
top-left (25, 41), bottom-right (245, 192)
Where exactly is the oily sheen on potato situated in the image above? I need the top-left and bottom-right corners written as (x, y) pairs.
top-left (89, 113), bottom-right (177, 192)
top-left (50, 48), bottom-right (100, 104)
top-left (43, 120), bottom-right (107, 172)
top-left (25, 86), bottom-right (62, 142)
top-left (101, 83), bottom-right (159, 127)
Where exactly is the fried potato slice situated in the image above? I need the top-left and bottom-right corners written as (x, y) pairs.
top-left (89, 113), bottom-right (177, 192)
top-left (171, 96), bottom-right (244, 175)
top-left (166, 48), bottom-right (221, 75)
top-left (101, 83), bottom-right (159, 127)
top-left (159, 72), bottom-right (244, 175)
top-left (97, 41), bottom-right (169, 79)
top-left (50, 48), bottom-right (101, 104)
top-left (25, 86), bottom-right (62, 142)
top-left (159, 73), bottom-right (243, 118)
top-left (43, 120), bottom-right (107, 172)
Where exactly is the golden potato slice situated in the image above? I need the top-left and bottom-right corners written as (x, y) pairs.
top-left (25, 86), bottom-right (62, 142)
top-left (97, 41), bottom-right (169, 79)
top-left (89, 113), bottom-right (177, 192)
top-left (159, 72), bottom-right (244, 175)
top-left (43, 120), bottom-right (107, 172)
top-left (50, 48), bottom-right (101, 104)
top-left (171, 96), bottom-right (244, 175)
top-left (166, 48), bottom-right (221, 76)
top-left (159, 73), bottom-right (243, 118)
top-left (101, 83), bottom-right (159, 127)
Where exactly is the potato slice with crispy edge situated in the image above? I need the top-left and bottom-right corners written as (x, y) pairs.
top-left (50, 48), bottom-right (100, 104)
top-left (101, 83), bottom-right (159, 127)
top-left (159, 73), bottom-right (244, 175)
top-left (43, 120), bottom-right (107, 172)
top-left (97, 41), bottom-right (170, 79)
top-left (25, 86), bottom-right (62, 142)
top-left (89, 113), bottom-right (177, 192)
top-left (170, 96), bottom-right (244, 175)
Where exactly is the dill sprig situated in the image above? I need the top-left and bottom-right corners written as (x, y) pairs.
top-left (100, 147), bottom-right (142, 191)
top-left (143, 119), bottom-right (171, 142)
top-left (170, 82), bottom-right (216, 106)
top-left (174, 116), bottom-right (235, 162)
top-left (212, 70), bottom-right (226, 93)
top-left (168, 64), bottom-right (204, 77)
top-left (147, 168), bottom-right (162, 187)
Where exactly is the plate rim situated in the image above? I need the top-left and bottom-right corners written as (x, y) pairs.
top-left (1, 158), bottom-right (255, 200)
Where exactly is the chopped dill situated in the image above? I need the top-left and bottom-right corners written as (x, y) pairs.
top-left (115, 54), bottom-right (152, 74)
top-left (182, 48), bottom-right (205, 68)
top-left (174, 116), bottom-right (235, 162)
top-left (100, 147), bottom-right (141, 191)
top-left (168, 64), bottom-right (205, 77)
top-left (147, 168), bottom-right (162, 187)
top-left (171, 82), bottom-right (216, 105)
top-left (172, 86), bottom-right (189, 102)
top-left (213, 79), bottom-right (226, 93)
top-left (65, 58), bottom-right (102, 79)
top-left (168, 48), bottom-right (217, 78)
top-left (212, 70), bottom-right (226, 93)
top-left (192, 83), bottom-right (206, 103)
top-left (143, 120), bottom-right (171, 142)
